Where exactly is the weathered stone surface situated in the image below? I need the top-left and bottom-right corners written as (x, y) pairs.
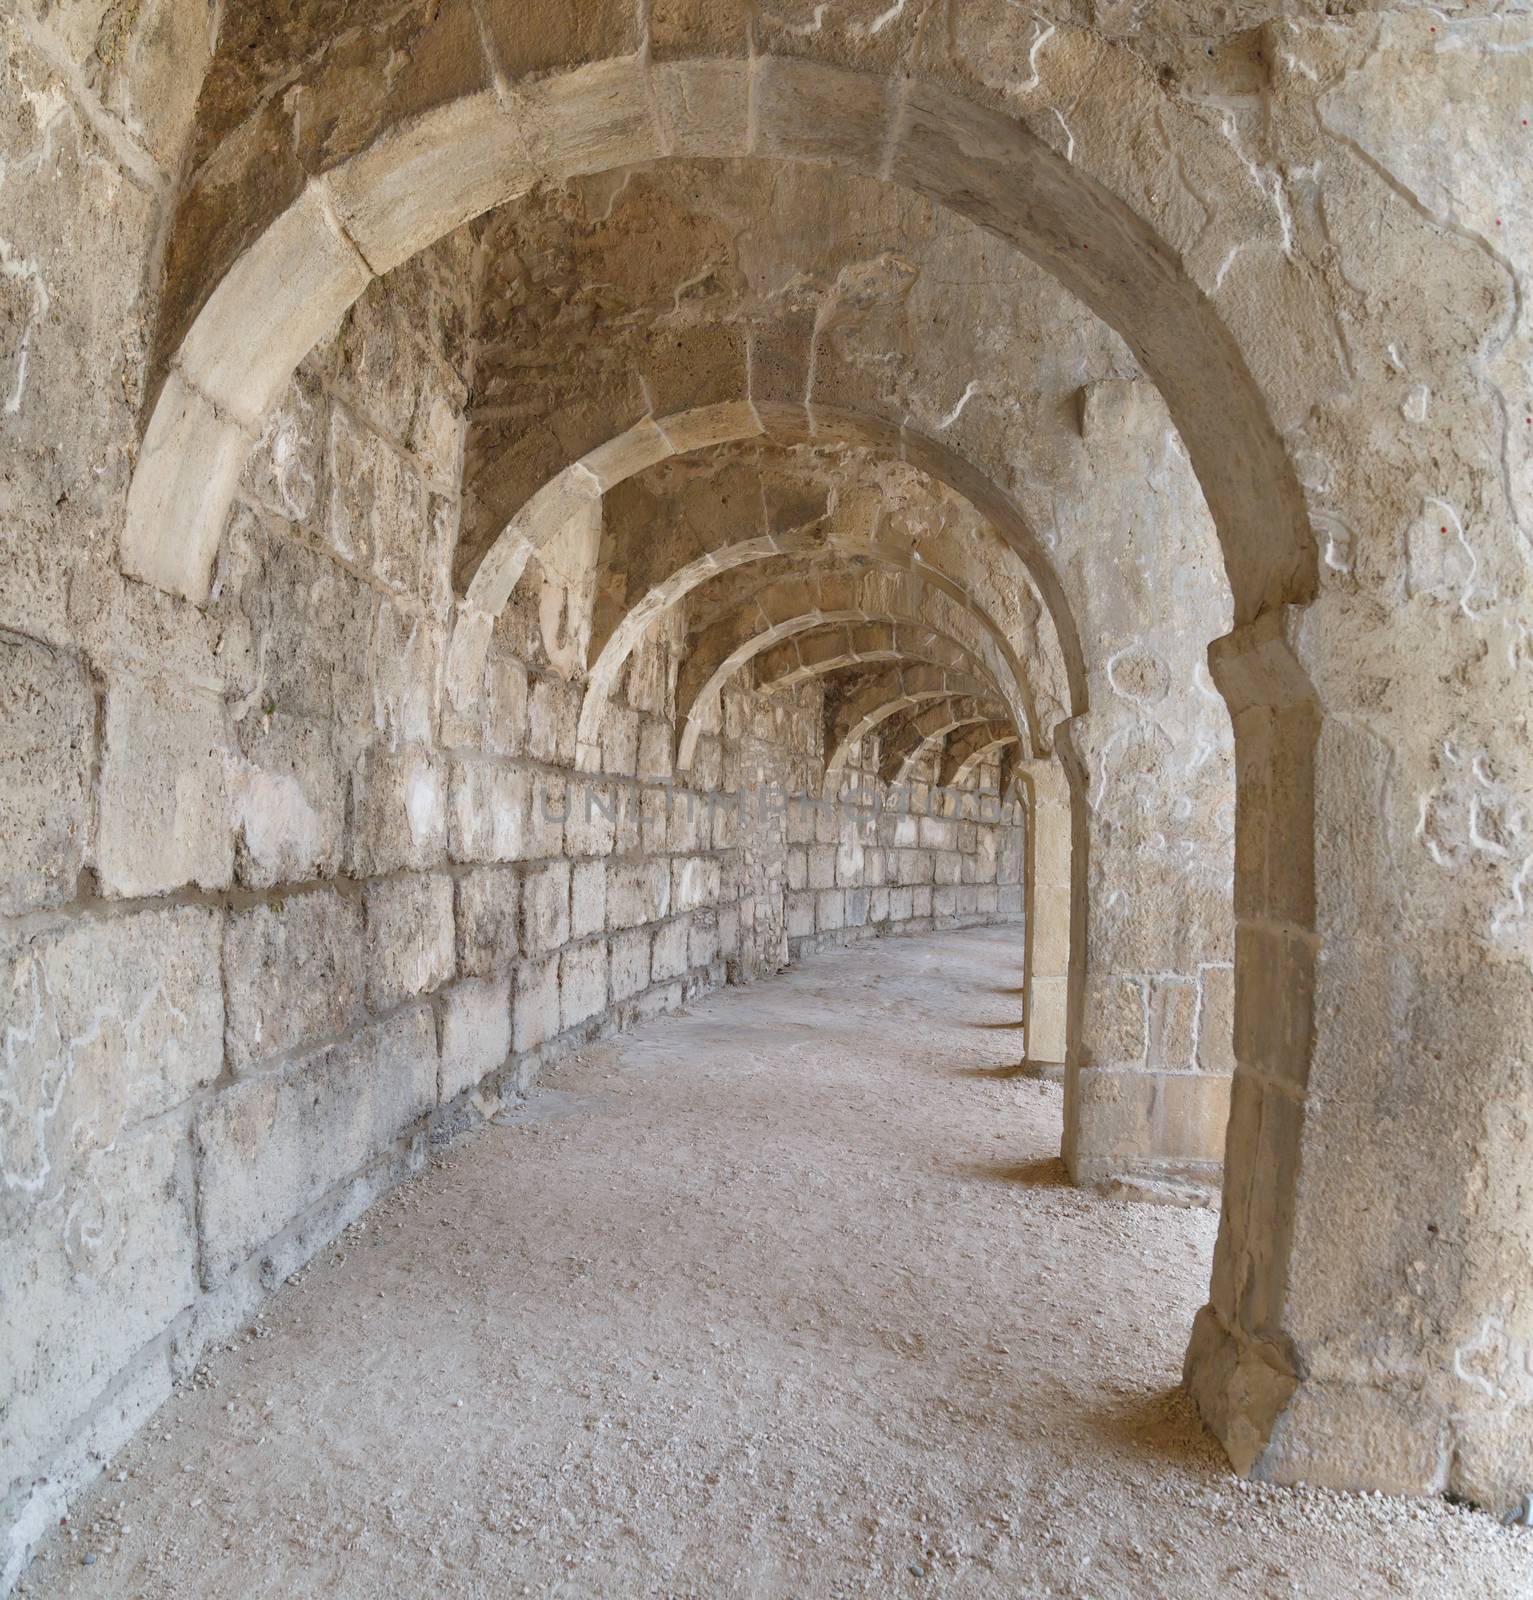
top-left (439, 974), bottom-right (512, 1102)
top-left (455, 865), bottom-right (521, 976)
top-left (97, 674), bottom-right (233, 898)
top-left (0, 633), bottom-right (94, 915)
top-left (0, 907), bottom-right (222, 1238)
top-left (559, 939), bottom-right (608, 1031)
top-left (511, 955), bottom-right (561, 1054)
top-left (521, 860), bottom-right (572, 956)
top-left (0, 1124), bottom-right (196, 1511)
top-left (363, 874), bottom-right (455, 1010)
top-left (194, 1008), bottom-right (437, 1284)
top-left (225, 891), bottom-right (364, 1071)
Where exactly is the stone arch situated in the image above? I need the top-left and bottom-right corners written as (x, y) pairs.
top-left (825, 669), bottom-right (1011, 779)
top-left (577, 528), bottom-right (1040, 771)
top-left (667, 564), bottom-right (1032, 772)
top-left (944, 732), bottom-right (1021, 792)
top-left (124, 39), bottom-right (1344, 1494)
top-left (132, 53), bottom-right (1312, 623)
top-left (877, 705), bottom-right (1010, 788)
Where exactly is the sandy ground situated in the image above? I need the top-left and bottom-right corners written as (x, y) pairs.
top-left (19, 926), bottom-right (1533, 1599)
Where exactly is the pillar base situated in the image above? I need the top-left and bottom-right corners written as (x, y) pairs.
top-left (1018, 1058), bottom-right (1065, 1083)
top-left (1183, 1303), bottom-right (1533, 1509)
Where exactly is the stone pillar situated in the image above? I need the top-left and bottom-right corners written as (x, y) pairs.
top-left (1185, 611), bottom-right (1533, 1510)
top-left (1018, 757), bottom-right (1072, 1077)
top-left (1057, 705), bottom-right (1234, 1202)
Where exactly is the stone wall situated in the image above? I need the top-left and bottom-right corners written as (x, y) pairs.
top-left (0, 237), bottom-right (1021, 1580)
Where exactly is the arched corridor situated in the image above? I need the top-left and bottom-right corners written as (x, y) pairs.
top-left (5, 1), bottom-right (1533, 1591)
top-left (18, 928), bottom-right (1532, 1596)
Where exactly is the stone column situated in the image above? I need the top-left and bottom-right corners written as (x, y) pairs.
top-left (1018, 757), bottom-right (1072, 1078)
top-left (1185, 611), bottom-right (1533, 1510)
top-left (1057, 704), bottom-right (1235, 1203)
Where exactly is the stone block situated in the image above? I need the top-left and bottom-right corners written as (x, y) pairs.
top-left (0, 632), bottom-right (94, 915)
top-left (448, 761), bottom-right (531, 863)
top-left (231, 710), bottom-right (347, 887)
top-left (512, 954), bottom-right (561, 1053)
top-left (673, 854), bottom-right (721, 913)
top-left (364, 874), bottom-right (455, 1009)
top-left (637, 719), bottom-right (672, 782)
top-left (439, 974), bottom-right (512, 1102)
top-left (527, 674), bottom-right (579, 765)
top-left (225, 890), bottom-right (364, 1070)
top-left (455, 865), bottom-right (521, 975)
top-left (560, 939), bottom-right (608, 1031)
top-left (565, 779), bottom-right (619, 857)
top-left (0, 908), bottom-right (223, 1224)
top-left (348, 746), bottom-right (447, 874)
top-left (651, 917), bottom-right (691, 981)
top-left (0, 1124), bottom-right (196, 1504)
top-left (194, 1007), bottom-right (437, 1283)
top-left (607, 858), bottom-right (671, 928)
top-left (787, 890), bottom-right (816, 938)
top-left (817, 889), bottom-right (846, 931)
top-left (610, 926), bottom-right (651, 999)
top-left (688, 910), bottom-right (719, 968)
top-left (571, 858), bottom-right (607, 940)
top-left (522, 860), bottom-right (572, 955)
top-left (98, 673), bottom-right (232, 897)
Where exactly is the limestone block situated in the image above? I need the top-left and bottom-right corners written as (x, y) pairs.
top-left (889, 887), bottom-right (914, 922)
top-left (448, 761), bottom-right (531, 863)
top-left (324, 403), bottom-right (427, 590)
top-left (565, 780), bottom-right (619, 858)
top-left (650, 917), bottom-right (691, 981)
top-left (688, 911), bottom-right (720, 969)
top-left (845, 889), bottom-right (870, 928)
top-left (527, 674), bottom-right (579, 765)
top-left (610, 926), bottom-right (651, 1000)
top-left (455, 865), bottom-right (522, 976)
top-left (0, 908), bottom-right (222, 1231)
top-left (910, 887), bottom-right (933, 919)
top-left (668, 791), bottom-right (710, 852)
top-left (786, 847), bottom-right (808, 891)
top-left (637, 720), bottom-right (672, 782)
top-left (439, 974), bottom-right (512, 1102)
top-left (1072, 1068), bottom-right (1231, 1167)
top-left (0, 632), bottom-right (94, 915)
top-left (673, 855), bottom-right (721, 913)
top-left (1082, 975), bottom-right (1147, 1068)
top-left (934, 851), bottom-right (963, 886)
top-left (219, 514), bottom-right (374, 729)
top-left (349, 747), bottom-right (448, 875)
top-left (522, 860), bottom-right (572, 955)
top-left (364, 874), bottom-right (455, 1010)
top-left (817, 889), bottom-right (846, 932)
top-left (602, 705), bottom-right (639, 777)
top-left (512, 955), bottom-right (561, 1053)
top-left (571, 859), bottom-right (608, 941)
top-left (560, 940), bottom-right (609, 1031)
top-left (0, 1124), bottom-right (196, 1504)
top-left (371, 601), bottom-right (443, 748)
top-left (194, 1008), bottom-right (437, 1283)
top-left (231, 710), bottom-right (347, 887)
top-left (787, 890), bottom-right (816, 939)
top-left (98, 673), bottom-right (233, 898)
top-left (808, 845), bottom-right (836, 890)
top-left (607, 859), bottom-right (671, 929)
top-left (527, 771), bottom-right (568, 858)
top-left (225, 891), bottom-right (364, 1070)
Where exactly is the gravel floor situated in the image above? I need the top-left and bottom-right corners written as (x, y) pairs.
top-left (19, 926), bottom-right (1533, 1598)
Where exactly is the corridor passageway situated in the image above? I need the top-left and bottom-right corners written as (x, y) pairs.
top-left (20, 929), bottom-right (1531, 1598)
